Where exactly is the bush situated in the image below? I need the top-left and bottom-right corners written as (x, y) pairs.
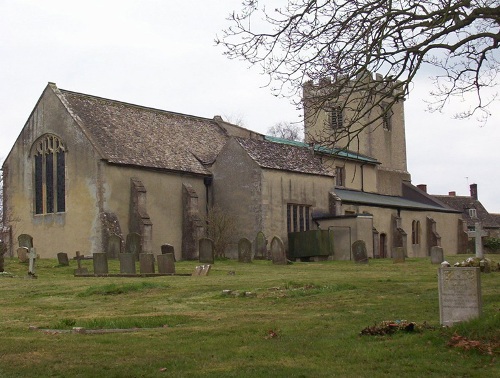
top-left (484, 237), bottom-right (500, 253)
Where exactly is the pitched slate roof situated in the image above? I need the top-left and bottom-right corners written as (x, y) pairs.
top-left (235, 137), bottom-right (334, 176)
top-left (55, 86), bottom-right (230, 175)
top-left (432, 195), bottom-right (500, 228)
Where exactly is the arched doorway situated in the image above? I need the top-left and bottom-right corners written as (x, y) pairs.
top-left (379, 233), bottom-right (387, 258)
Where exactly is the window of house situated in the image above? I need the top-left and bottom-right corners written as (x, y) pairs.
top-left (335, 166), bottom-right (345, 187)
top-left (411, 220), bottom-right (420, 245)
top-left (32, 134), bottom-right (66, 214)
top-left (468, 208), bottom-right (477, 218)
top-left (328, 105), bottom-right (343, 130)
top-left (287, 204), bottom-right (311, 233)
top-left (382, 105), bottom-right (393, 131)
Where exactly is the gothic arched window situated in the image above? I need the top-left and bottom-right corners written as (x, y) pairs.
top-left (411, 220), bottom-right (420, 245)
top-left (32, 134), bottom-right (66, 214)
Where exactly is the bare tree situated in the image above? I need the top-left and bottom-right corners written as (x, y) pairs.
top-left (267, 121), bottom-right (304, 141)
top-left (205, 205), bottom-right (238, 258)
top-left (218, 0), bottom-right (500, 139)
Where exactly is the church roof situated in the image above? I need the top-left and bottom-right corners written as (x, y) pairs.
top-left (55, 87), bottom-right (230, 175)
top-left (234, 137), bottom-right (334, 176)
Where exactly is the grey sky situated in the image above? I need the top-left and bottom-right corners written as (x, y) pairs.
top-left (1, 0), bottom-right (499, 212)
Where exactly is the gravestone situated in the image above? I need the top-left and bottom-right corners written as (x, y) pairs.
top-left (254, 232), bottom-right (268, 260)
top-left (352, 240), bottom-right (368, 264)
top-left (17, 247), bottom-right (29, 263)
top-left (139, 253), bottom-right (155, 274)
top-left (161, 244), bottom-right (174, 256)
top-left (430, 246), bottom-right (444, 264)
top-left (93, 253), bottom-right (109, 275)
top-left (438, 267), bottom-right (482, 326)
top-left (119, 253), bottom-right (136, 274)
top-left (469, 221), bottom-right (488, 259)
top-left (27, 248), bottom-right (37, 278)
top-left (126, 233), bottom-right (142, 261)
top-left (57, 252), bottom-right (70, 266)
top-left (157, 253), bottom-right (175, 274)
top-left (107, 234), bottom-right (122, 259)
top-left (74, 251), bottom-right (88, 275)
top-left (238, 238), bottom-right (252, 263)
top-left (199, 238), bottom-right (214, 264)
top-left (270, 236), bottom-right (286, 265)
top-left (18, 234), bottom-right (33, 249)
top-left (392, 247), bottom-right (405, 263)
top-left (192, 265), bottom-right (203, 276)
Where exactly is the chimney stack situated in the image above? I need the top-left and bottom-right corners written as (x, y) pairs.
top-left (448, 191), bottom-right (456, 196)
top-left (470, 183), bottom-right (478, 200)
top-left (417, 184), bottom-right (427, 193)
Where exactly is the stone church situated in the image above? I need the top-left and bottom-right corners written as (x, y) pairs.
top-left (1, 74), bottom-right (466, 260)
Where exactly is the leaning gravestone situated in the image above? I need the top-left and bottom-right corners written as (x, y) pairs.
top-left (157, 253), bottom-right (175, 274)
top-left (238, 238), bottom-right (252, 263)
top-left (352, 240), bottom-right (368, 264)
top-left (438, 267), bottom-right (482, 326)
top-left (18, 234), bottom-right (33, 249)
top-left (393, 247), bottom-right (405, 263)
top-left (74, 251), bottom-right (89, 275)
top-left (139, 253), bottom-right (155, 274)
top-left (254, 232), bottom-right (268, 260)
top-left (200, 264), bottom-right (211, 276)
top-left (199, 238), bottom-right (214, 264)
top-left (107, 234), bottom-right (122, 259)
top-left (93, 253), bottom-right (109, 275)
top-left (119, 253), bottom-right (136, 274)
top-left (17, 247), bottom-right (29, 263)
top-left (271, 236), bottom-right (287, 265)
top-left (57, 252), bottom-right (70, 266)
top-left (126, 233), bottom-right (142, 261)
top-left (430, 246), bottom-right (444, 264)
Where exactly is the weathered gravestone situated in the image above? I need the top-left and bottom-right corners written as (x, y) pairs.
top-left (139, 253), bottom-right (155, 274)
top-left (119, 253), bottom-right (136, 274)
top-left (192, 265), bottom-right (203, 276)
top-left (107, 234), bottom-right (123, 259)
top-left (238, 238), bottom-right (252, 263)
top-left (157, 253), bottom-right (175, 274)
top-left (352, 240), bottom-right (368, 264)
top-left (199, 238), bottom-right (214, 264)
top-left (93, 253), bottom-right (109, 275)
top-left (254, 232), bottom-right (268, 260)
top-left (161, 244), bottom-right (175, 256)
top-left (17, 247), bottom-right (29, 263)
top-left (126, 233), bottom-right (142, 261)
top-left (18, 234), bottom-right (33, 249)
top-left (74, 251), bottom-right (89, 275)
top-left (430, 246), bottom-right (444, 264)
top-left (27, 248), bottom-right (37, 278)
top-left (393, 247), bottom-right (405, 263)
top-left (438, 267), bottom-right (482, 326)
top-left (200, 264), bottom-right (211, 276)
top-left (57, 252), bottom-right (70, 266)
top-left (271, 236), bottom-right (287, 265)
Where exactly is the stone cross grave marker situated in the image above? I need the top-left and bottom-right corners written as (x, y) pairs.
top-left (74, 251), bottom-right (89, 275)
top-left (57, 252), bottom-right (70, 266)
top-left (17, 247), bottom-right (29, 263)
top-left (238, 238), bottom-right (252, 263)
top-left (271, 236), bottom-right (287, 265)
top-left (199, 238), bottom-right (214, 264)
top-left (139, 253), bottom-right (155, 274)
top-left (467, 221), bottom-right (488, 259)
top-left (352, 240), bottom-right (368, 264)
top-left (93, 253), bottom-right (109, 275)
top-left (119, 253), bottom-right (136, 274)
top-left (107, 234), bottom-right (122, 259)
top-left (392, 247), bottom-right (405, 263)
top-left (126, 233), bottom-right (142, 261)
top-left (438, 267), bottom-right (482, 326)
top-left (27, 248), bottom-right (37, 278)
top-left (157, 253), bottom-right (175, 274)
top-left (254, 231), bottom-right (268, 260)
top-left (430, 246), bottom-right (444, 264)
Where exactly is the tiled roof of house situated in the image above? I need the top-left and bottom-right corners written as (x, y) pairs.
top-left (235, 137), bottom-right (334, 176)
top-left (56, 87), bottom-right (230, 175)
top-left (432, 195), bottom-right (500, 228)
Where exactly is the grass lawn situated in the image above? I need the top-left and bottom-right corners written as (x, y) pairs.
top-left (0, 255), bottom-right (498, 377)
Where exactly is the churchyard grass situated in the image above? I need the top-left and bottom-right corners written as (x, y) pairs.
top-left (0, 256), bottom-right (498, 377)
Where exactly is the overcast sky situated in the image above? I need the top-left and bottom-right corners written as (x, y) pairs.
top-left (1, 0), bottom-right (499, 213)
